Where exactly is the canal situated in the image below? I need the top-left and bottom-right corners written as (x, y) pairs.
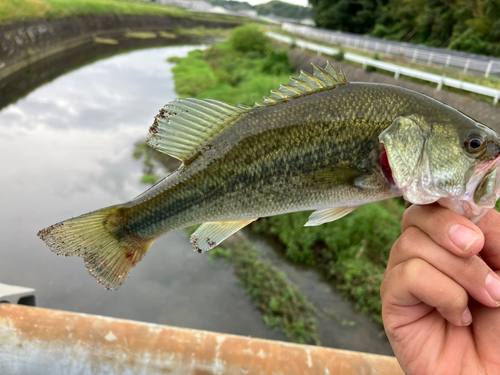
top-left (0, 41), bottom-right (393, 355)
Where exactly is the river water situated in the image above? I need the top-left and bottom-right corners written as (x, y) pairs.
top-left (0, 42), bottom-right (392, 354)
top-left (0, 45), bottom-right (285, 342)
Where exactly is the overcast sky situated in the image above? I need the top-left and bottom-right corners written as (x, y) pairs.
top-left (245, 0), bottom-right (310, 7)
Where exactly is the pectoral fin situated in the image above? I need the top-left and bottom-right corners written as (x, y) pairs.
top-left (304, 207), bottom-right (358, 227)
top-left (190, 218), bottom-right (257, 253)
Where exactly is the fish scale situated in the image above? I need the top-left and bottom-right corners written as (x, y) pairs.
top-left (38, 63), bottom-right (500, 290)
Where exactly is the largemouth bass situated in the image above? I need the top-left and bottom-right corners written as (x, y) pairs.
top-left (37, 62), bottom-right (500, 290)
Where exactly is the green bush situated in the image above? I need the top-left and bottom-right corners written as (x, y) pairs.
top-left (171, 50), bottom-right (218, 97)
top-left (229, 25), bottom-right (271, 56)
top-left (261, 50), bottom-right (293, 75)
top-left (167, 56), bottom-right (182, 64)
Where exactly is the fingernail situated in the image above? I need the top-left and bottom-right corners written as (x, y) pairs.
top-left (486, 273), bottom-right (500, 305)
top-left (461, 307), bottom-right (472, 326)
top-left (449, 225), bottom-right (479, 251)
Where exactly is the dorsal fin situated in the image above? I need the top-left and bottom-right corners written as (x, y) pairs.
top-left (147, 98), bottom-right (248, 162)
top-left (147, 62), bottom-right (348, 161)
top-left (256, 61), bottom-right (348, 107)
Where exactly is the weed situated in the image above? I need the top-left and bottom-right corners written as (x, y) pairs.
top-left (212, 237), bottom-right (319, 344)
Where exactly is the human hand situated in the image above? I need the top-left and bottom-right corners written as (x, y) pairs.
top-left (382, 204), bottom-right (500, 375)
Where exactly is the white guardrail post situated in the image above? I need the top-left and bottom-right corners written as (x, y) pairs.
top-left (268, 31), bottom-right (500, 106)
top-left (486, 60), bottom-right (494, 78)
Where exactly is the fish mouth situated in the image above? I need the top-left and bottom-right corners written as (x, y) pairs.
top-left (379, 147), bottom-right (395, 188)
top-left (468, 155), bottom-right (500, 199)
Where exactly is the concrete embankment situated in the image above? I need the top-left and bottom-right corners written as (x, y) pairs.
top-left (0, 14), bottom-right (238, 80)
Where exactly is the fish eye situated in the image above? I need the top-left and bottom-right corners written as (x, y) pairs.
top-left (464, 134), bottom-right (486, 153)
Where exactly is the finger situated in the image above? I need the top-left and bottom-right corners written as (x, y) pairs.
top-left (382, 258), bottom-right (471, 330)
top-left (402, 204), bottom-right (484, 256)
top-left (477, 209), bottom-right (500, 270)
top-left (388, 226), bottom-right (500, 308)
top-left (469, 270), bottom-right (500, 366)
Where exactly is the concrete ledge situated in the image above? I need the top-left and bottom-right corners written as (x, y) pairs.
top-left (0, 303), bottom-right (403, 375)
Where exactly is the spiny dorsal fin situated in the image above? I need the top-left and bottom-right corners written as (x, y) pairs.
top-left (147, 98), bottom-right (247, 162)
top-left (147, 63), bottom-right (347, 161)
top-left (256, 61), bottom-right (348, 107)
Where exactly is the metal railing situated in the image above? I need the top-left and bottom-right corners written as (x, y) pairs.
top-left (0, 302), bottom-right (404, 375)
top-left (282, 23), bottom-right (500, 79)
top-left (267, 32), bottom-right (500, 105)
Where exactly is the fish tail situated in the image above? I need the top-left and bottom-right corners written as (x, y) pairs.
top-left (37, 205), bottom-right (154, 291)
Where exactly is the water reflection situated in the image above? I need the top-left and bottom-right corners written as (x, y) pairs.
top-left (0, 45), bottom-right (286, 342)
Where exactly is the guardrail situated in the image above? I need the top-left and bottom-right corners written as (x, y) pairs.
top-left (0, 303), bottom-right (404, 375)
top-left (267, 32), bottom-right (500, 105)
top-left (282, 23), bottom-right (500, 79)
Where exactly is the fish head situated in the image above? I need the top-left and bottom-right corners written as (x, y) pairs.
top-left (379, 114), bottom-right (500, 222)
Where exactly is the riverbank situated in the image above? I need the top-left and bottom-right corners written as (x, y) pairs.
top-left (0, 0), bottom-right (237, 23)
top-left (0, 1), bottom-right (240, 80)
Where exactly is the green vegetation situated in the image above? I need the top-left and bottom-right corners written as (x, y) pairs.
top-left (255, 0), bottom-right (313, 20)
top-left (171, 25), bottom-right (293, 104)
top-left (310, 0), bottom-right (378, 34)
top-left (206, 0), bottom-right (254, 11)
top-left (205, 0), bottom-right (312, 20)
top-left (229, 24), bottom-right (271, 54)
top-left (253, 200), bottom-right (405, 324)
top-left (125, 31), bottom-right (158, 39)
top-left (310, 0), bottom-right (500, 57)
top-left (208, 237), bottom-right (319, 344)
top-left (174, 26), bottom-right (231, 38)
top-left (0, 0), bottom-right (240, 24)
top-left (0, 0), bottom-right (186, 23)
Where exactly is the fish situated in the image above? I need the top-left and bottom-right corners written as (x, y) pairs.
top-left (37, 62), bottom-right (500, 290)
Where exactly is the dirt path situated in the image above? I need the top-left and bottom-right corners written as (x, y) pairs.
top-left (289, 49), bottom-right (500, 131)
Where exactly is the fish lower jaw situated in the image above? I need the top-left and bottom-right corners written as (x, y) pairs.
top-left (437, 198), bottom-right (489, 224)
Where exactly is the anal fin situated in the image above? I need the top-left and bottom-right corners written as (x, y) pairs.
top-left (304, 207), bottom-right (358, 227)
top-left (190, 218), bottom-right (257, 253)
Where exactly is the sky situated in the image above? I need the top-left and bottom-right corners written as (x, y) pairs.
top-left (244, 0), bottom-right (310, 7)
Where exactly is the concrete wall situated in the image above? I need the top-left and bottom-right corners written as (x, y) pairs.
top-left (0, 14), bottom-right (238, 79)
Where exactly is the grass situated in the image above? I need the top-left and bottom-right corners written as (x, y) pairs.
top-left (125, 31), bottom-right (158, 39)
top-left (252, 200), bottom-right (405, 324)
top-left (174, 26), bottom-right (231, 39)
top-left (0, 0), bottom-right (240, 24)
top-left (93, 36), bottom-right (118, 44)
top-left (0, 0), bottom-right (186, 23)
top-left (170, 27), bottom-right (293, 105)
top-left (206, 236), bottom-right (319, 344)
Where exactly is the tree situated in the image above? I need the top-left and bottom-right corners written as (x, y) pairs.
top-left (309, 0), bottom-right (382, 34)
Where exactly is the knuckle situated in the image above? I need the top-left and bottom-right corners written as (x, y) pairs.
top-left (393, 227), bottom-right (421, 254)
top-left (399, 258), bottom-right (424, 284)
top-left (401, 206), bottom-right (416, 229)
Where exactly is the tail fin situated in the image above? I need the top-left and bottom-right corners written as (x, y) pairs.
top-left (37, 205), bottom-right (154, 291)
